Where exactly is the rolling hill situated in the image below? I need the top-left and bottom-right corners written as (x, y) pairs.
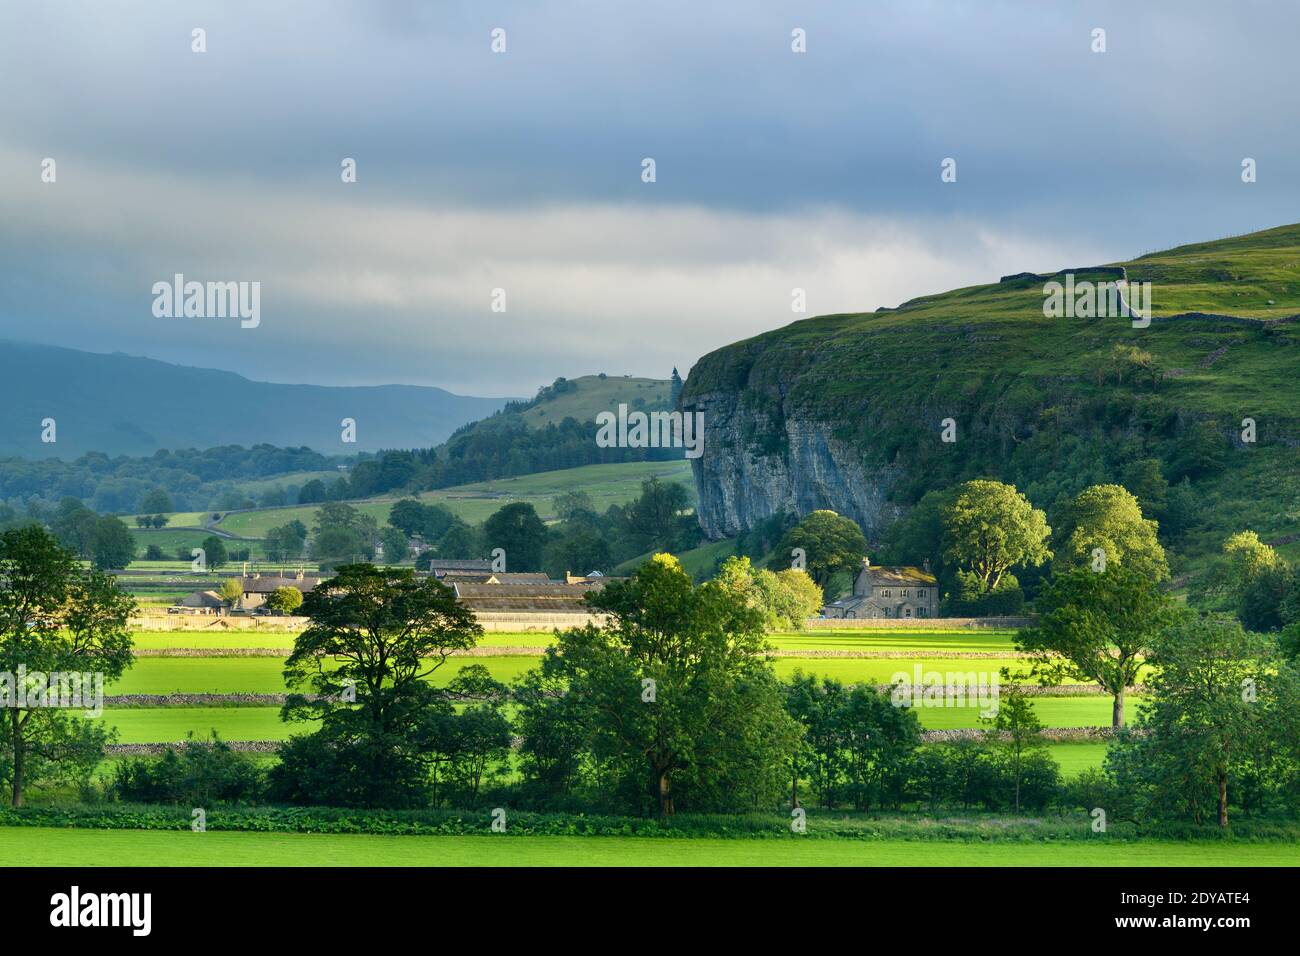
top-left (515, 374), bottom-right (673, 428)
top-left (0, 341), bottom-right (511, 457)
top-left (681, 222), bottom-right (1300, 565)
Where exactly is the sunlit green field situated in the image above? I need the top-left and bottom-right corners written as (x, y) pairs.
top-left (101, 707), bottom-right (314, 743)
top-left (128, 627), bottom-right (1027, 653)
top-left (110, 654), bottom-right (1117, 696)
top-left (212, 460), bottom-right (695, 537)
top-left (4, 827), bottom-right (1293, 867)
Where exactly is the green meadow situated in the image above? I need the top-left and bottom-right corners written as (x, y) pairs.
top-left (5, 827), bottom-right (1295, 867)
top-left (210, 460), bottom-right (694, 538)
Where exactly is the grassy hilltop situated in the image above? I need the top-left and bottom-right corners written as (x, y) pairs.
top-left (682, 222), bottom-right (1300, 569)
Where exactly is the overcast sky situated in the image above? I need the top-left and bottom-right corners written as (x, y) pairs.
top-left (2, 0), bottom-right (1297, 396)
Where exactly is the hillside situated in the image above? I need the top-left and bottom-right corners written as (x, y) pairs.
top-left (516, 375), bottom-right (673, 428)
top-left (0, 341), bottom-right (510, 457)
top-left (425, 373), bottom-right (681, 487)
top-left (681, 222), bottom-right (1300, 565)
top-left (128, 459), bottom-right (696, 561)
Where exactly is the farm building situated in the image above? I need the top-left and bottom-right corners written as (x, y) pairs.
top-left (170, 590), bottom-right (226, 614)
top-left (424, 559), bottom-right (494, 579)
top-left (823, 559), bottom-right (939, 620)
top-left (452, 580), bottom-right (610, 613)
top-left (235, 571), bottom-right (321, 610)
top-left (172, 570), bottom-right (320, 614)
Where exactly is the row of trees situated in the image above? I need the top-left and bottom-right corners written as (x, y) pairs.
top-left (88, 554), bottom-right (1299, 829)
top-left (5, 526), bottom-right (1298, 830)
top-left (0, 445), bottom-right (337, 515)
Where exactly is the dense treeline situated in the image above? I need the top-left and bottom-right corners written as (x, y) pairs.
top-left (0, 445), bottom-right (344, 515)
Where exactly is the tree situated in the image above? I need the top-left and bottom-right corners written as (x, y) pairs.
top-left (1120, 459), bottom-right (1169, 523)
top-left (91, 515), bottom-right (136, 570)
top-left (388, 499), bottom-right (455, 543)
top-left (380, 527), bottom-right (409, 564)
top-left (272, 565), bottom-right (483, 808)
top-left (714, 556), bottom-right (823, 630)
top-left (297, 479), bottom-right (327, 504)
top-left (218, 578), bottom-right (244, 609)
top-left (550, 554), bottom-right (800, 816)
top-left (1107, 615), bottom-right (1298, 827)
top-left (264, 586), bottom-right (303, 615)
top-left (49, 498), bottom-right (98, 557)
top-left (139, 488), bottom-right (174, 514)
top-left (552, 490), bottom-right (595, 523)
top-left (1056, 483), bottom-right (1168, 580)
top-left (542, 528), bottom-right (612, 580)
top-left (622, 478), bottom-right (691, 552)
top-left (264, 521), bottom-right (308, 562)
top-left (769, 510), bottom-right (868, 589)
top-left (482, 502), bottom-right (548, 572)
top-left (0, 526), bottom-right (135, 805)
top-left (200, 535), bottom-right (228, 571)
top-left (942, 480), bottom-right (1051, 591)
top-left (981, 674), bottom-right (1047, 813)
top-left (1019, 566), bottom-right (1176, 727)
top-left (435, 520), bottom-right (481, 560)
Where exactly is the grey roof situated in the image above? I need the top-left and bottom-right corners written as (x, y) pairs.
top-left (240, 575), bottom-right (321, 594)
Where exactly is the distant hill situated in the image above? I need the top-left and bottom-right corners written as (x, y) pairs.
top-left (516, 375), bottom-right (673, 428)
top-left (0, 341), bottom-right (511, 458)
top-left (422, 373), bottom-right (681, 488)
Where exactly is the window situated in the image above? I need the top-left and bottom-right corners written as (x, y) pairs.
top-left (917, 607), bottom-right (927, 617)
top-left (882, 589), bottom-right (891, 598)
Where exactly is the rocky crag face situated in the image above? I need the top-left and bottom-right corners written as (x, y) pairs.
top-left (683, 377), bottom-right (905, 540)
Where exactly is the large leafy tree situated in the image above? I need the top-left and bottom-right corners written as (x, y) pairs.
top-left (942, 480), bottom-right (1051, 591)
top-left (1107, 615), bottom-right (1300, 827)
top-left (1019, 565), bottom-right (1176, 727)
top-left (90, 515), bottom-right (135, 570)
top-left (1056, 483), bottom-right (1168, 580)
top-left (768, 510), bottom-right (867, 589)
top-left (0, 526), bottom-right (135, 805)
top-left (547, 554), bottom-right (800, 816)
top-left (272, 565), bottom-right (482, 807)
top-left (714, 556), bottom-right (822, 630)
top-left (622, 478), bottom-right (691, 552)
top-left (482, 502), bottom-right (548, 572)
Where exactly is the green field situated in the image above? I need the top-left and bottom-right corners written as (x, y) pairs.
top-left (110, 654), bottom-right (1111, 697)
top-left (209, 459), bottom-right (695, 539)
top-left (130, 627), bottom-right (1025, 653)
top-left (103, 707), bottom-right (311, 743)
top-left (4, 827), bottom-right (1293, 867)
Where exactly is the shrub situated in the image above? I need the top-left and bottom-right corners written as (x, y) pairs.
top-left (108, 733), bottom-right (265, 805)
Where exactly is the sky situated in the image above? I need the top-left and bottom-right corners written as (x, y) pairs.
top-left (2, 0), bottom-right (1298, 397)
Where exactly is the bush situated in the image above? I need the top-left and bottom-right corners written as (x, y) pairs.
top-left (108, 734), bottom-right (265, 805)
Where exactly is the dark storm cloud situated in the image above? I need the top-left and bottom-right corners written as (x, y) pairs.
top-left (1, 0), bottom-right (1296, 393)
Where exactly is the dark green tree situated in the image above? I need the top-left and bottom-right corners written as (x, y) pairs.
top-left (0, 526), bottom-right (135, 805)
top-left (483, 502), bottom-right (548, 572)
top-left (769, 510), bottom-right (868, 590)
top-left (271, 565), bottom-right (483, 808)
top-left (1019, 566), bottom-right (1176, 727)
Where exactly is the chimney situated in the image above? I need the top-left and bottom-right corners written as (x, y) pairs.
top-left (923, 558), bottom-right (931, 573)
top-left (863, 556), bottom-right (871, 569)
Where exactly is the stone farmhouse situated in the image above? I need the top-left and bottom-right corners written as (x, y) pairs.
top-left (823, 559), bottom-right (939, 620)
top-left (172, 570), bottom-right (320, 614)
